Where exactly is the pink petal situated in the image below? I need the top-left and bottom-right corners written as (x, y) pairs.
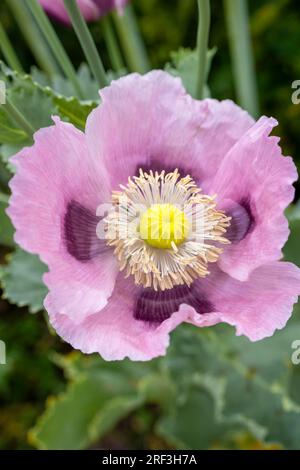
top-left (47, 274), bottom-right (192, 361)
top-left (189, 262), bottom-right (300, 341)
top-left (86, 71), bottom-right (254, 191)
top-left (8, 117), bottom-right (118, 324)
top-left (94, 0), bottom-right (128, 16)
top-left (39, 0), bottom-right (101, 24)
top-left (211, 116), bottom-right (298, 281)
top-left (48, 260), bottom-right (300, 359)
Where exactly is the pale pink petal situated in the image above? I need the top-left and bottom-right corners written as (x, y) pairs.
top-left (8, 118), bottom-right (118, 324)
top-left (211, 117), bottom-right (297, 281)
top-left (47, 274), bottom-right (192, 361)
top-left (48, 261), bottom-right (300, 359)
top-left (189, 262), bottom-right (300, 341)
top-left (86, 71), bottom-right (254, 191)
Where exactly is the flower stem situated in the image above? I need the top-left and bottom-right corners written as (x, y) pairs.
top-left (63, 0), bottom-right (108, 89)
top-left (102, 15), bottom-right (124, 72)
top-left (0, 21), bottom-right (23, 73)
top-left (3, 97), bottom-right (35, 138)
top-left (25, 0), bottom-right (84, 98)
top-left (224, 0), bottom-right (259, 117)
top-left (112, 5), bottom-right (150, 74)
top-left (7, 0), bottom-right (60, 77)
top-left (195, 0), bottom-right (211, 100)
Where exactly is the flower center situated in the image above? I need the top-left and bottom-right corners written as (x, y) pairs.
top-left (103, 169), bottom-right (231, 291)
top-left (139, 203), bottom-right (189, 249)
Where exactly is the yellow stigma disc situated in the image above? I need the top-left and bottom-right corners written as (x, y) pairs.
top-left (139, 204), bottom-right (189, 249)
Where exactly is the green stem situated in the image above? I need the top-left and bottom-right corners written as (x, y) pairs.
top-left (3, 97), bottom-right (35, 137)
top-left (25, 0), bottom-right (84, 98)
top-left (63, 0), bottom-right (108, 89)
top-left (113, 5), bottom-right (150, 74)
top-left (7, 0), bottom-right (60, 77)
top-left (195, 0), bottom-right (211, 100)
top-left (102, 15), bottom-right (124, 72)
top-left (224, 0), bottom-right (259, 117)
top-left (0, 21), bottom-right (23, 73)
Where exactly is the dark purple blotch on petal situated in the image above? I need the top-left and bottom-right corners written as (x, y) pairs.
top-left (64, 200), bottom-right (110, 262)
top-left (134, 284), bottom-right (214, 324)
top-left (226, 197), bottom-right (255, 243)
top-left (136, 159), bottom-right (198, 182)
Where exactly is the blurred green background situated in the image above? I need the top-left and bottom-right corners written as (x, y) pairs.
top-left (1, 0), bottom-right (300, 450)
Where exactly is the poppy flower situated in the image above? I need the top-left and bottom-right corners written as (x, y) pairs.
top-left (39, 0), bottom-right (128, 24)
top-left (7, 71), bottom-right (300, 360)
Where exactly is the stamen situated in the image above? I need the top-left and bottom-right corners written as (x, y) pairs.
top-left (104, 169), bottom-right (231, 291)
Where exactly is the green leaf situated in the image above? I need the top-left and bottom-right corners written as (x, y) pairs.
top-left (0, 248), bottom-right (48, 313)
top-left (30, 362), bottom-right (144, 449)
top-left (157, 381), bottom-right (253, 450)
top-left (22, 69), bottom-right (97, 129)
top-left (289, 363), bottom-right (300, 406)
top-left (25, 65), bottom-right (98, 129)
top-left (213, 319), bottom-right (300, 387)
top-left (30, 377), bottom-right (112, 450)
top-left (165, 47), bottom-right (216, 98)
top-left (8, 83), bottom-right (56, 132)
top-left (52, 95), bottom-right (95, 130)
top-left (0, 142), bottom-right (32, 173)
top-left (1, 62), bottom-right (97, 134)
top-left (88, 395), bottom-right (144, 443)
top-left (222, 364), bottom-right (300, 449)
top-left (31, 63), bottom-right (100, 101)
top-left (0, 199), bottom-right (14, 247)
top-left (30, 353), bottom-right (168, 450)
top-left (0, 107), bottom-right (28, 144)
top-left (1, 61), bottom-right (57, 131)
top-left (158, 325), bottom-right (300, 449)
top-left (284, 218), bottom-right (300, 267)
top-left (0, 63), bottom-right (98, 172)
top-left (0, 159), bottom-right (11, 186)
